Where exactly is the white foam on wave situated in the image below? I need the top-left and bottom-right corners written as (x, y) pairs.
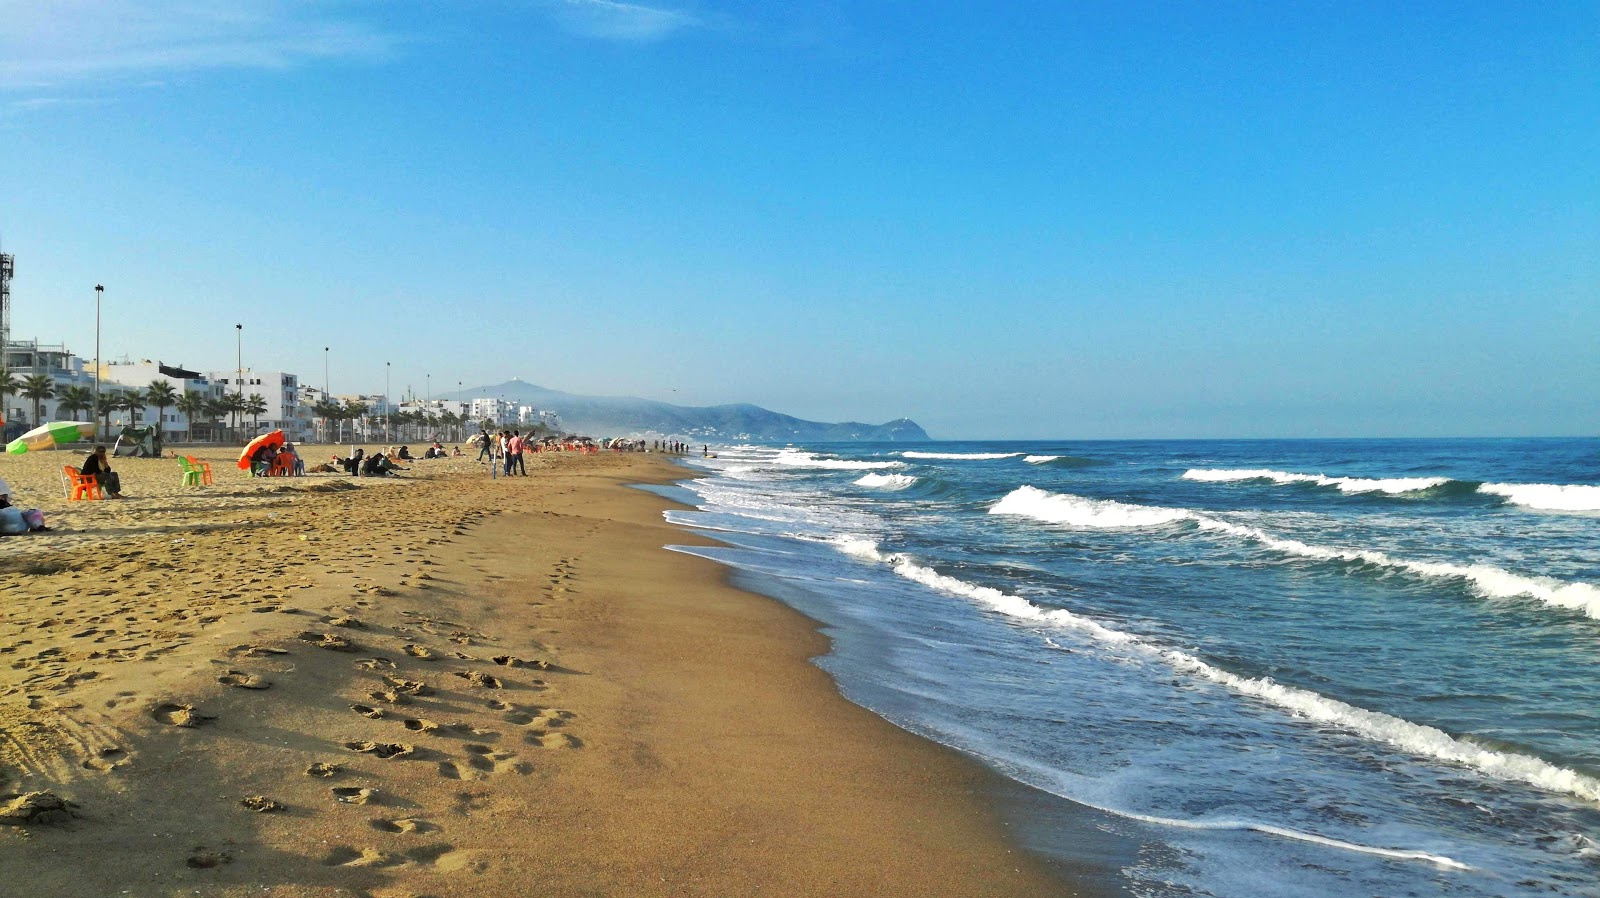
top-left (1024, 455), bottom-right (1060, 464)
top-left (901, 451), bottom-right (1022, 460)
top-left (1479, 482), bottom-right (1600, 512)
top-left (772, 449), bottom-right (905, 471)
top-left (855, 473), bottom-right (918, 490)
top-left (1183, 468), bottom-right (1449, 495)
top-left (991, 486), bottom-right (1600, 620)
top-left (990, 485), bottom-right (1193, 528)
top-left (831, 537), bottom-right (1600, 811)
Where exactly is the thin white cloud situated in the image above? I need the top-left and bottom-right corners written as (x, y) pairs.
top-left (0, 1), bottom-right (397, 91)
top-left (549, 0), bottom-right (696, 41)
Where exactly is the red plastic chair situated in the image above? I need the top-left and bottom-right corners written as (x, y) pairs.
top-left (62, 466), bottom-right (103, 501)
top-left (267, 454), bottom-right (296, 477)
top-left (184, 456), bottom-right (215, 486)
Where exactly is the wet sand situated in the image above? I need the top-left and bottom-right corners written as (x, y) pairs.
top-left (0, 445), bottom-right (1095, 896)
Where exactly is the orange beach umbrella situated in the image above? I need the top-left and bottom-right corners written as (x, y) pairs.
top-left (238, 429), bottom-right (286, 469)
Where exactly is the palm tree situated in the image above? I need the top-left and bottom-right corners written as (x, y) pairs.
top-left (56, 385), bottom-right (94, 422)
top-left (439, 410), bottom-right (461, 442)
top-left (117, 388), bottom-right (147, 427)
top-left (220, 393), bottom-right (246, 440)
top-left (312, 399), bottom-right (346, 442)
top-left (0, 367), bottom-right (18, 427)
top-left (203, 396), bottom-right (231, 443)
top-left (344, 400), bottom-right (368, 441)
top-left (20, 374), bottom-right (55, 427)
top-left (95, 391), bottom-right (121, 433)
top-left (146, 380), bottom-right (178, 435)
top-left (244, 393), bottom-right (268, 435)
top-left (176, 391), bottom-right (207, 442)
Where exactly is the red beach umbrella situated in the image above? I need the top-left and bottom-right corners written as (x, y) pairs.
top-left (238, 429), bottom-right (286, 469)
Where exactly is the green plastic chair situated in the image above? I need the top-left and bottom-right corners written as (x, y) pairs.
top-left (178, 455), bottom-right (204, 487)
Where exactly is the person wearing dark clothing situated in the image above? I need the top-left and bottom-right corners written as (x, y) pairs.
top-left (80, 445), bottom-right (125, 498)
top-left (343, 448), bottom-right (365, 475)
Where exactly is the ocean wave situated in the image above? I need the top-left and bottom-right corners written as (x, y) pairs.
top-left (1182, 468), bottom-right (1450, 495)
top-left (855, 473), bottom-right (918, 490)
top-left (831, 537), bottom-right (1600, 807)
top-left (901, 451), bottom-right (1023, 460)
top-left (1479, 483), bottom-right (1600, 512)
top-left (1024, 455), bottom-right (1060, 464)
top-left (990, 486), bottom-right (1600, 620)
top-left (772, 449), bottom-right (905, 471)
top-left (990, 485), bottom-right (1193, 528)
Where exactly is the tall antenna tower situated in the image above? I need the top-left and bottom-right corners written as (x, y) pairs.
top-left (0, 252), bottom-right (13, 353)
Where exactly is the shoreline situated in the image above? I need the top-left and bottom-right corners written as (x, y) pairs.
top-left (1, 447), bottom-right (1105, 896)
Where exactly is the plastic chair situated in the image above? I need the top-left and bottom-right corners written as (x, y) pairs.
top-left (184, 456), bottom-right (214, 486)
top-left (268, 454), bottom-right (296, 477)
top-left (63, 466), bottom-right (103, 501)
top-left (178, 456), bottom-right (204, 487)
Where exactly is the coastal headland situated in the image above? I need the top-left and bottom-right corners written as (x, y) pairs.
top-left (0, 447), bottom-right (1089, 897)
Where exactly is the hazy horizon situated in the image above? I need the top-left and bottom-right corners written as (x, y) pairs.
top-left (3, 2), bottom-right (1595, 440)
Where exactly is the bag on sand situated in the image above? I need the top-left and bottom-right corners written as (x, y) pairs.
top-left (22, 508), bottom-right (46, 531)
top-left (0, 507), bottom-right (25, 535)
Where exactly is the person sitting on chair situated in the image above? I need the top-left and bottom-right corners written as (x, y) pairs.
top-left (80, 445), bottom-right (126, 498)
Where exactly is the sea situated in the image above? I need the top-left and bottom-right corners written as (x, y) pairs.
top-left (643, 438), bottom-right (1600, 898)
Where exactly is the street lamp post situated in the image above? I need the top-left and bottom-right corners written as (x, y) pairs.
top-left (93, 285), bottom-right (103, 434)
top-left (235, 323), bottom-right (243, 442)
top-left (385, 361), bottom-right (391, 443)
top-left (323, 346), bottom-right (330, 443)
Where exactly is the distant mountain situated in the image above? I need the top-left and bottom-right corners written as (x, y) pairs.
top-left (468, 380), bottom-right (930, 442)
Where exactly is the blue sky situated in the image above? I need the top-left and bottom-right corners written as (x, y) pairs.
top-left (2, 1), bottom-right (1595, 439)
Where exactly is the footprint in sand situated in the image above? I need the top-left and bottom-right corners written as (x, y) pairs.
top-left (355, 657), bottom-right (396, 671)
top-left (381, 676), bottom-right (430, 696)
top-left (491, 655), bottom-right (549, 670)
top-left (217, 670), bottom-right (271, 690)
top-left (226, 645), bottom-right (289, 659)
top-left (81, 747), bottom-right (130, 772)
top-left (151, 703), bottom-right (214, 728)
top-left (367, 816), bottom-right (437, 834)
top-left (305, 763), bottom-right (343, 778)
top-left (350, 704), bottom-right (385, 720)
top-left (332, 786), bottom-right (378, 804)
top-left (524, 731), bottom-right (583, 750)
top-left (239, 795), bottom-right (283, 813)
top-left (186, 848), bottom-right (233, 869)
top-left (401, 644), bottom-right (436, 660)
top-left (343, 740), bottom-right (417, 760)
top-left (297, 632), bottom-right (357, 652)
top-left (453, 671), bottom-right (501, 689)
top-left (401, 718), bottom-right (439, 734)
top-left (463, 743), bottom-right (533, 775)
top-left (322, 843), bottom-right (469, 870)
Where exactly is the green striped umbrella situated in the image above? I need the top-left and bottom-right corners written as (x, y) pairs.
top-left (5, 421), bottom-right (97, 455)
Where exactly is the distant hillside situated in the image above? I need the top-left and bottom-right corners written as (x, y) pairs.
top-left (469, 380), bottom-right (930, 442)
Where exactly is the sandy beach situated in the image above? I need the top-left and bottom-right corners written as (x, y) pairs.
top-left (0, 445), bottom-right (1091, 897)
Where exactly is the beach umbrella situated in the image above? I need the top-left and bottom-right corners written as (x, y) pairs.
top-left (238, 429), bottom-right (286, 469)
top-left (5, 421), bottom-right (96, 455)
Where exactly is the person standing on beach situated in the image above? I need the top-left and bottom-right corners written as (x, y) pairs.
top-left (475, 430), bottom-right (492, 462)
top-left (80, 445), bottom-right (126, 498)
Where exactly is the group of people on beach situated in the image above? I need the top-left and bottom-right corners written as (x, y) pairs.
top-left (474, 430), bottom-right (532, 477)
top-left (247, 441), bottom-right (304, 477)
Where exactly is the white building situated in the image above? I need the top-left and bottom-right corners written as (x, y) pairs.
top-left (207, 368), bottom-right (305, 440)
top-left (100, 360), bottom-right (226, 438)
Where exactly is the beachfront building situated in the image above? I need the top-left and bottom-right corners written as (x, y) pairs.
top-left (1, 340), bottom-right (91, 429)
top-left (469, 397), bottom-right (514, 428)
top-left (206, 368), bottom-right (306, 441)
top-left (99, 359), bottom-right (227, 439)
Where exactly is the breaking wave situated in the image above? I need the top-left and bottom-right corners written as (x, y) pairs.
top-left (1479, 483), bottom-right (1600, 512)
top-left (855, 473), bottom-right (918, 490)
top-left (901, 451), bottom-right (1023, 460)
top-left (1183, 468), bottom-right (1451, 495)
top-left (990, 486), bottom-right (1600, 620)
top-left (831, 537), bottom-right (1600, 810)
top-left (772, 449), bottom-right (905, 471)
